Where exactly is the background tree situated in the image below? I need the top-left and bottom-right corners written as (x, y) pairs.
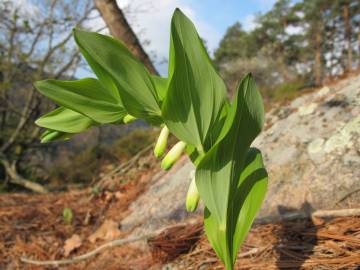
top-left (0, 0), bottom-right (157, 193)
top-left (214, 0), bottom-right (360, 101)
top-left (94, 0), bottom-right (158, 74)
top-left (343, 0), bottom-right (352, 72)
top-left (0, 0), bottom-right (96, 192)
top-left (214, 22), bottom-right (257, 65)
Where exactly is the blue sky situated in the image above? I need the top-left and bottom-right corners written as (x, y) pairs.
top-left (117, 0), bottom-right (278, 76)
top-left (180, 0), bottom-right (277, 34)
top-left (77, 0), bottom-right (279, 77)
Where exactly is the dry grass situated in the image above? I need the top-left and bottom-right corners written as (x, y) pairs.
top-left (154, 216), bottom-right (360, 269)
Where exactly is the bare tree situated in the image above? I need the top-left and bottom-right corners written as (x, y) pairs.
top-left (94, 0), bottom-right (158, 75)
top-left (343, 1), bottom-right (352, 72)
top-left (0, 0), bottom-right (96, 192)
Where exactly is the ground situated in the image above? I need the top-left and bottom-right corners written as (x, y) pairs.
top-left (1, 74), bottom-right (360, 270)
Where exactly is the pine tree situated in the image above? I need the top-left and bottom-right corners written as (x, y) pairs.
top-left (214, 22), bottom-right (257, 65)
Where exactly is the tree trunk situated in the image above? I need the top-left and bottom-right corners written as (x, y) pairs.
top-left (314, 30), bottom-right (322, 86)
top-left (343, 3), bottom-right (352, 73)
top-left (94, 0), bottom-right (158, 75)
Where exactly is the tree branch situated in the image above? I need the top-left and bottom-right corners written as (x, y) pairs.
top-left (55, 51), bottom-right (81, 79)
top-left (0, 158), bottom-right (48, 193)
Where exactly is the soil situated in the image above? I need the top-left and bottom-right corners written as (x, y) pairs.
top-left (1, 74), bottom-right (360, 270)
top-left (0, 146), bottom-right (161, 270)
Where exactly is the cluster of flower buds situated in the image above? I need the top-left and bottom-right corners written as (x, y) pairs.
top-left (153, 125), bottom-right (186, 170)
top-left (153, 126), bottom-right (200, 212)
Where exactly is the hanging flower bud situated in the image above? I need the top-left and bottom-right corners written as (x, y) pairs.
top-left (123, 114), bottom-right (137, 124)
top-left (154, 126), bottom-right (170, 158)
top-left (161, 141), bottom-right (186, 170)
top-left (186, 171), bottom-right (200, 212)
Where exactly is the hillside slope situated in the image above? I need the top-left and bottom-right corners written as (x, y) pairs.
top-left (123, 74), bottom-right (360, 234)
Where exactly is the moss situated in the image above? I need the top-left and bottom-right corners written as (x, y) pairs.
top-left (272, 80), bottom-right (306, 102)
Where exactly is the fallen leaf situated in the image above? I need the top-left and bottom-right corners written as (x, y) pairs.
top-left (64, 234), bottom-right (82, 257)
top-left (104, 191), bottom-right (113, 202)
top-left (114, 191), bottom-right (125, 200)
top-left (88, 219), bottom-right (121, 243)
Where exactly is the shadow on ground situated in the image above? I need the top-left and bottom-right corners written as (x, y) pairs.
top-left (275, 201), bottom-right (318, 269)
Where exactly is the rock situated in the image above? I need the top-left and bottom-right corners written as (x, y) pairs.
top-left (324, 128), bottom-right (352, 153)
top-left (121, 75), bottom-right (360, 235)
top-left (307, 138), bottom-right (325, 155)
top-left (298, 102), bottom-right (318, 116)
top-left (120, 158), bottom-right (198, 237)
top-left (254, 75), bottom-right (360, 217)
top-left (316, 86), bottom-right (330, 97)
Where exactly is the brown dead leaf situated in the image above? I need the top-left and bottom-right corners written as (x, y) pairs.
top-left (114, 191), bottom-right (125, 200)
top-left (63, 234), bottom-right (82, 257)
top-left (88, 219), bottom-right (121, 243)
top-left (104, 191), bottom-right (113, 202)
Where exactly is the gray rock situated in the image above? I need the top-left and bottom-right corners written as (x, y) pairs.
top-left (255, 75), bottom-right (360, 217)
top-left (122, 75), bottom-right (360, 235)
top-left (120, 159), bottom-right (199, 236)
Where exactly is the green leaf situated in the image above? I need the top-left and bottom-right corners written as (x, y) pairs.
top-left (74, 31), bottom-right (121, 102)
top-left (168, 31), bottom-right (175, 79)
top-left (73, 29), bottom-right (162, 123)
top-left (36, 107), bottom-right (95, 133)
top-left (40, 129), bottom-right (72, 143)
top-left (35, 78), bottom-right (126, 124)
top-left (63, 207), bottom-right (73, 224)
top-left (195, 74), bottom-right (265, 269)
top-left (150, 75), bottom-right (168, 104)
top-left (203, 148), bottom-right (267, 269)
top-left (162, 9), bottom-right (228, 151)
top-left (230, 148), bottom-right (268, 263)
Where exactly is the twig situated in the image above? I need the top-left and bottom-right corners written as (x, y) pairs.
top-left (20, 222), bottom-right (193, 266)
top-left (20, 208), bottom-right (360, 266)
top-left (21, 234), bottom-right (152, 266)
top-left (312, 208), bottom-right (360, 218)
top-left (256, 208), bottom-right (360, 224)
top-left (195, 258), bottom-right (218, 268)
top-left (238, 247), bottom-right (261, 258)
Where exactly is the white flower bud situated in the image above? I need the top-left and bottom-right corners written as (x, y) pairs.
top-left (186, 171), bottom-right (200, 212)
top-left (161, 141), bottom-right (186, 170)
top-left (154, 126), bottom-right (170, 158)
